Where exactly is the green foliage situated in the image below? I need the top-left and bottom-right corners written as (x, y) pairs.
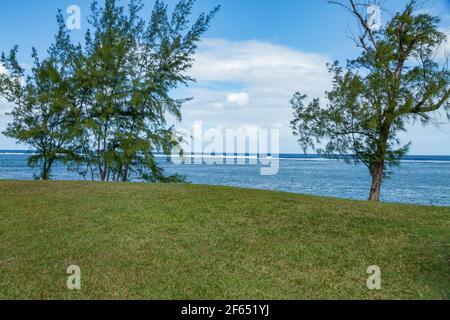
top-left (1, 0), bottom-right (218, 182)
top-left (0, 11), bottom-right (79, 180)
top-left (72, 0), bottom-right (218, 182)
top-left (291, 0), bottom-right (450, 201)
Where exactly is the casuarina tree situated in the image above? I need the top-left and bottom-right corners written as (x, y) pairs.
top-left (290, 0), bottom-right (450, 201)
top-left (71, 0), bottom-right (219, 182)
top-left (0, 11), bottom-right (80, 180)
top-left (1, 0), bottom-right (218, 182)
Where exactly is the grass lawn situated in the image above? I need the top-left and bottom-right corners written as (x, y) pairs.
top-left (0, 181), bottom-right (449, 300)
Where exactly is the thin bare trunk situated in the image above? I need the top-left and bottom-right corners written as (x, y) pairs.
top-left (41, 158), bottom-right (54, 181)
top-left (368, 161), bottom-right (384, 202)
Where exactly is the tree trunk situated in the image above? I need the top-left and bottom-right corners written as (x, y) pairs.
top-left (122, 163), bottom-right (129, 182)
top-left (41, 158), bottom-right (54, 181)
top-left (42, 168), bottom-right (50, 181)
top-left (368, 161), bottom-right (384, 202)
top-left (369, 120), bottom-right (391, 202)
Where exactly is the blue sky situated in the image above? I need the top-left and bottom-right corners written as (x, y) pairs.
top-left (1, 0), bottom-right (450, 154)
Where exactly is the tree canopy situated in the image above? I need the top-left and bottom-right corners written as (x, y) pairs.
top-left (291, 0), bottom-right (450, 201)
top-left (0, 0), bottom-right (218, 181)
top-left (1, 11), bottom-right (79, 180)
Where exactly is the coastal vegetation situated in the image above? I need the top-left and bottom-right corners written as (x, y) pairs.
top-left (0, 0), bottom-right (448, 302)
top-left (0, 0), bottom-right (218, 182)
top-left (291, 0), bottom-right (450, 202)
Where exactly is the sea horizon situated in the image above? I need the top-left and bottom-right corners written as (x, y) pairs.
top-left (1, 149), bottom-right (449, 207)
top-left (1, 149), bottom-right (450, 161)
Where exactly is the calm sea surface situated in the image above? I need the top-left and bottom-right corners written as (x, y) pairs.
top-left (1, 150), bottom-right (449, 206)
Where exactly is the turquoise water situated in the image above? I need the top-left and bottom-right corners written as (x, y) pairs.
top-left (1, 151), bottom-right (449, 206)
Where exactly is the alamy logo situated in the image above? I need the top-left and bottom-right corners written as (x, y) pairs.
top-left (66, 5), bottom-right (81, 30)
top-left (67, 265), bottom-right (81, 290)
top-left (366, 265), bottom-right (382, 290)
top-left (367, 5), bottom-right (382, 31)
top-left (171, 121), bottom-right (280, 176)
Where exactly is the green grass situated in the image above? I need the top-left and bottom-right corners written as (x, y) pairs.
top-left (0, 181), bottom-right (449, 300)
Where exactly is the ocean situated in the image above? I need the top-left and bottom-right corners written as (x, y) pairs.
top-left (1, 150), bottom-right (449, 206)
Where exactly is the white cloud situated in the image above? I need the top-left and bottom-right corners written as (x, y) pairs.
top-left (437, 28), bottom-right (450, 59)
top-left (191, 38), bottom-right (331, 98)
top-left (177, 38), bottom-right (450, 154)
top-left (227, 92), bottom-right (250, 107)
top-left (0, 100), bottom-right (14, 113)
top-left (178, 38), bottom-right (332, 153)
top-left (210, 102), bottom-right (224, 109)
top-left (0, 64), bottom-right (14, 141)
